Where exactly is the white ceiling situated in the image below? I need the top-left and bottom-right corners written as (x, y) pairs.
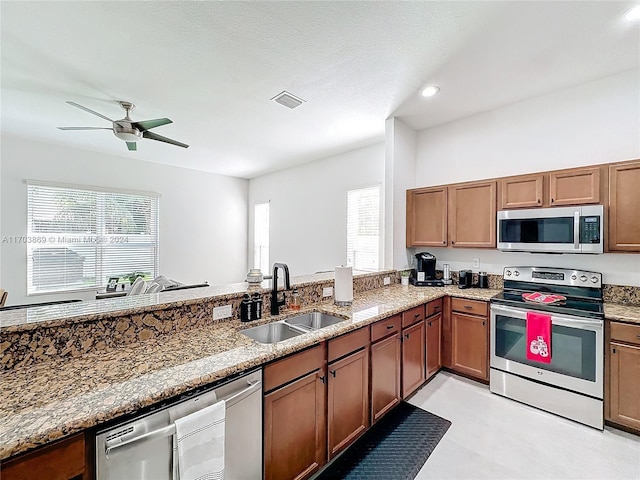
top-left (1, 1), bottom-right (638, 179)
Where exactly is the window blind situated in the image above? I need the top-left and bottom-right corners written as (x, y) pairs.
top-left (346, 185), bottom-right (381, 271)
top-left (27, 184), bottom-right (159, 294)
top-left (254, 202), bottom-right (270, 275)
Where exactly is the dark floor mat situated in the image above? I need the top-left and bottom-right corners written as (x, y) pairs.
top-left (315, 401), bottom-right (451, 480)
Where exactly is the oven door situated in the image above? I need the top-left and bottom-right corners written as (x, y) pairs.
top-left (490, 304), bottom-right (603, 398)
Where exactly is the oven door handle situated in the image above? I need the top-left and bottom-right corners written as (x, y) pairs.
top-left (491, 304), bottom-right (603, 328)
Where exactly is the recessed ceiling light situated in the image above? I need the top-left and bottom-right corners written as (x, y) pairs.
top-left (421, 86), bottom-right (440, 98)
top-left (625, 5), bottom-right (640, 21)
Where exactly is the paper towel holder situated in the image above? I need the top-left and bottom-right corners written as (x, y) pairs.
top-left (334, 265), bottom-right (353, 307)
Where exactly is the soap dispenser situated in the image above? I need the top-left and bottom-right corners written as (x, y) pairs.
top-left (290, 288), bottom-right (301, 311)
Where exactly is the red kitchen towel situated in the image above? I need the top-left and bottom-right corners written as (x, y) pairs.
top-left (526, 312), bottom-right (552, 364)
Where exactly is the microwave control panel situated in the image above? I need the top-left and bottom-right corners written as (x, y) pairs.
top-left (580, 216), bottom-right (601, 244)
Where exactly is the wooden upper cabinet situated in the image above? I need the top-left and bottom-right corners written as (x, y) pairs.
top-left (499, 174), bottom-right (544, 209)
top-left (448, 181), bottom-right (497, 248)
top-left (406, 187), bottom-right (447, 247)
top-left (549, 166), bottom-right (601, 206)
top-left (608, 161), bottom-right (640, 252)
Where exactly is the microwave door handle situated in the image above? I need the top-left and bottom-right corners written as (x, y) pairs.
top-left (574, 210), bottom-right (580, 250)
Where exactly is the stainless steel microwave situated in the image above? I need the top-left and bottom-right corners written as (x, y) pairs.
top-left (497, 205), bottom-right (604, 254)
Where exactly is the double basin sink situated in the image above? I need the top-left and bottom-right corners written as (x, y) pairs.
top-left (240, 312), bottom-right (345, 344)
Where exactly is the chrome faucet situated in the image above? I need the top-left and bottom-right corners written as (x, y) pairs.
top-left (271, 263), bottom-right (291, 315)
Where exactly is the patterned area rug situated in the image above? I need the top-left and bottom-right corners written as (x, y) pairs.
top-left (315, 402), bottom-right (451, 480)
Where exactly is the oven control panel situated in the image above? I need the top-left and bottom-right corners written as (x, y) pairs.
top-left (503, 266), bottom-right (602, 288)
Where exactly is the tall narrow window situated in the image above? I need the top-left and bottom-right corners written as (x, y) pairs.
top-left (27, 182), bottom-right (159, 294)
top-left (347, 185), bottom-right (381, 271)
top-left (254, 202), bottom-right (270, 275)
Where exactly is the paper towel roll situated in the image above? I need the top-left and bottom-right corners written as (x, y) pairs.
top-left (334, 266), bottom-right (353, 305)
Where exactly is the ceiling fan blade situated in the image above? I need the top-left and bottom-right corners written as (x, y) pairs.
top-left (66, 101), bottom-right (113, 123)
top-left (57, 126), bottom-right (113, 130)
top-left (132, 118), bottom-right (173, 132)
top-left (126, 142), bottom-right (137, 151)
top-left (143, 131), bottom-right (189, 148)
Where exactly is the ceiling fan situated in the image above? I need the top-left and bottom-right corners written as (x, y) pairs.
top-left (57, 101), bottom-right (189, 151)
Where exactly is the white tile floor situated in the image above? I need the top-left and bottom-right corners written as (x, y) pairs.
top-left (410, 372), bottom-right (640, 480)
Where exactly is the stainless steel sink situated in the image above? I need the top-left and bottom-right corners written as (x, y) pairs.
top-left (240, 312), bottom-right (347, 344)
top-left (240, 321), bottom-right (306, 344)
top-left (284, 312), bottom-right (346, 331)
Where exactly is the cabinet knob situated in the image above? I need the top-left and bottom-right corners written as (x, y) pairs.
top-left (551, 198), bottom-right (554, 203)
top-left (452, 241), bottom-right (455, 245)
top-left (482, 321), bottom-right (486, 326)
top-left (537, 199), bottom-right (541, 204)
top-left (612, 348), bottom-right (616, 354)
top-left (428, 321), bottom-right (432, 327)
top-left (442, 241), bottom-right (446, 245)
top-left (405, 333), bottom-right (410, 339)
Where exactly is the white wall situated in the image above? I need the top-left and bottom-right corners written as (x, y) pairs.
top-left (248, 143), bottom-right (385, 277)
top-left (384, 118), bottom-right (417, 270)
top-left (416, 70), bottom-right (639, 185)
top-left (1, 135), bottom-right (249, 305)
top-left (409, 69), bottom-right (640, 286)
top-left (410, 70), bottom-right (640, 286)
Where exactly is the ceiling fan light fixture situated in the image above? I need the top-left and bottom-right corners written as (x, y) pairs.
top-left (113, 126), bottom-right (142, 142)
top-left (421, 85), bottom-right (440, 98)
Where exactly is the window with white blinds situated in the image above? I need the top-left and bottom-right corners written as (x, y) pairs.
top-left (26, 183), bottom-right (159, 295)
top-left (253, 202), bottom-right (270, 275)
top-left (346, 185), bottom-right (381, 271)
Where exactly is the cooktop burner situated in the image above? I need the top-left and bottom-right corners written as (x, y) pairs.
top-left (491, 266), bottom-right (604, 319)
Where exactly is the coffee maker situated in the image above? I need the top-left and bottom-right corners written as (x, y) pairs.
top-left (410, 252), bottom-right (444, 287)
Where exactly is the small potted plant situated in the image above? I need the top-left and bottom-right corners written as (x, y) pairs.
top-left (400, 270), bottom-right (411, 286)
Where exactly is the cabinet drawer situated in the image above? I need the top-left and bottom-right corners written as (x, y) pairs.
top-left (426, 298), bottom-right (443, 318)
top-left (371, 315), bottom-right (401, 343)
top-left (402, 305), bottom-right (425, 328)
top-left (264, 343), bottom-right (325, 392)
top-left (328, 327), bottom-right (370, 363)
top-left (610, 322), bottom-right (640, 346)
top-left (451, 298), bottom-right (487, 316)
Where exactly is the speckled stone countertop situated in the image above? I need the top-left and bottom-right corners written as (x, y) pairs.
top-left (1, 284), bottom-right (637, 461)
top-left (604, 303), bottom-right (640, 324)
top-left (0, 284), bottom-right (496, 460)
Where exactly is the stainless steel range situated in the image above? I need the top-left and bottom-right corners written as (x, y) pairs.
top-left (490, 266), bottom-right (604, 429)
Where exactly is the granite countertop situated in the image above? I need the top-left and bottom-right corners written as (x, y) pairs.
top-left (603, 303), bottom-right (640, 324)
top-left (1, 284), bottom-right (636, 460)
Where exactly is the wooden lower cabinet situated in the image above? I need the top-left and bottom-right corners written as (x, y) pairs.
top-left (327, 347), bottom-right (370, 459)
top-left (402, 320), bottom-right (426, 397)
top-left (426, 312), bottom-right (442, 378)
top-left (371, 332), bottom-right (401, 423)
top-left (609, 342), bottom-right (640, 430)
top-left (451, 311), bottom-right (488, 381)
top-left (1, 433), bottom-right (86, 480)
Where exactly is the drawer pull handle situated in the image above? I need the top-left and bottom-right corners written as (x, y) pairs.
top-left (330, 370), bottom-right (336, 377)
top-left (464, 305), bottom-right (473, 310)
top-left (319, 375), bottom-right (326, 384)
top-left (387, 325), bottom-right (395, 330)
top-left (414, 313), bottom-right (421, 318)
top-left (636, 335), bottom-right (640, 339)
top-left (434, 306), bottom-right (441, 311)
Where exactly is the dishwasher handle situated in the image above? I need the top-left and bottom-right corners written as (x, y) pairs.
top-left (105, 379), bottom-right (262, 458)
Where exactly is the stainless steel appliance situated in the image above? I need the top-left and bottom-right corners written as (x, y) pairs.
top-left (458, 269), bottom-right (472, 289)
top-left (95, 370), bottom-right (262, 480)
top-left (497, 205), bottom-right (604, 254)
top-left (410, 252), bottom-right (444, 286)
top-left (490, 267), bottom-right (604, 429)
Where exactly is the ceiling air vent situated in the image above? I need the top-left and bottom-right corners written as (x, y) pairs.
top-left (271, 91), bottom-right (305, 109)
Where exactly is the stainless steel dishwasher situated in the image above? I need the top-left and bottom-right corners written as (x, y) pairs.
top-left (95, 369), bottom-right (262, 480)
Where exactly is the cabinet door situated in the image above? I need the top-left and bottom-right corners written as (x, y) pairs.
top-left (1, 434), bottom-right (85, 480)
top-left (327, 347), bottom-right (370, 459)
top-left (402, 321), bottom-right (426, 398)
top-left (406, 187), bottom-right (448, 247)
top-left (549, 167), bottom-right (601, 206)
top-left (608, 161), bottom-right (640, 252)
top-left (609, 342), bottom-right (640, 430)
top-left (442, 296), bottom-right (452, 368)
top-left (499, 174), bottom-right (544, 209)
top-left (426, 313), bottom-right (442, 378)
top-left (265, 370), bottom-right (326, 480)
top-left (371, 333), bottom-right (401, 424)
top-left (451, 312), bottom-right (488, 381)
top-left (449, 181), bottom-right (497, 248)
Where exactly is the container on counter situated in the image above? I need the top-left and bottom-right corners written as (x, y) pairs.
top-left (290, 288), bottom-right (301, 311)
top-left (251, 292), bottom-right (263, 320)
top-left (240, 294), bottom-right (252, 321)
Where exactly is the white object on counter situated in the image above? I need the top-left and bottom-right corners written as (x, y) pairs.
top-left (334, 266), bottom-right (353, 306)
